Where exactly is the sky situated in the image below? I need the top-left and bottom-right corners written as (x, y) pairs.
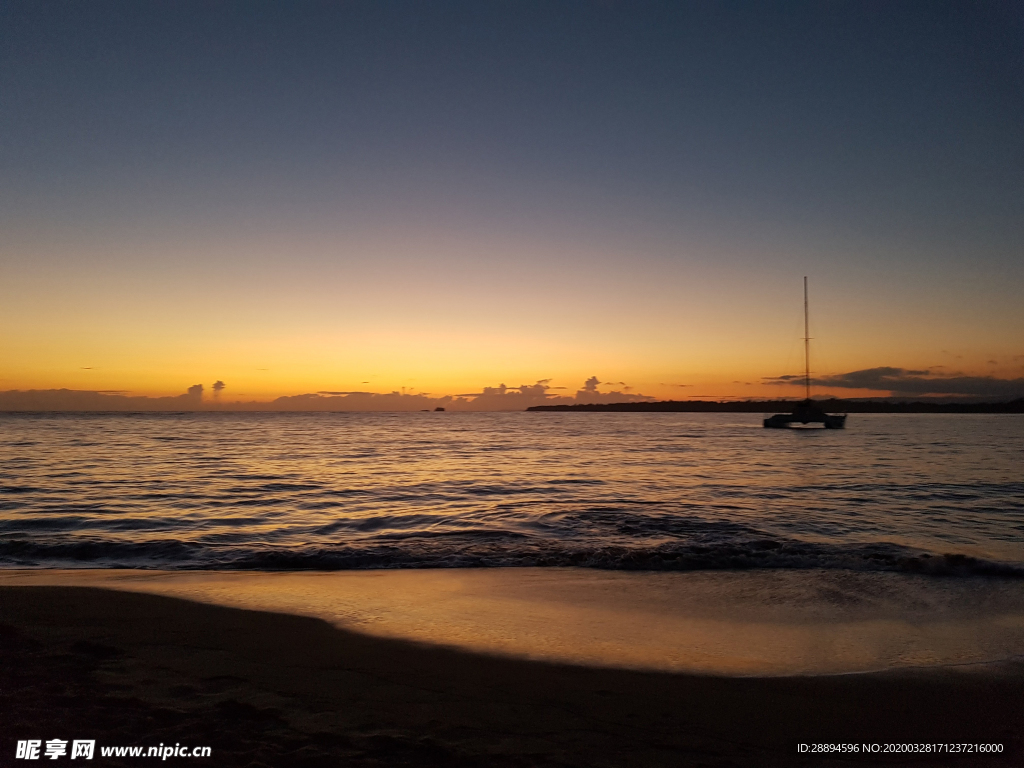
top-left (2, 0), bottom-right (1023, 408)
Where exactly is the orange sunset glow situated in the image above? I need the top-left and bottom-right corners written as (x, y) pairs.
top-left (2, 0), bottom-right (1023, 410)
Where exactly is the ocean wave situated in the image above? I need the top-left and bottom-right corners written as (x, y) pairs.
top-left (1, 535), bottom-right (1021, 578)
top-left (2, 412), bottom-right (1022, 576)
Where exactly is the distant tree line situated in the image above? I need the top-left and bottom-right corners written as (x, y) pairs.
top-left (526, 399), bottom-right (1024, 414)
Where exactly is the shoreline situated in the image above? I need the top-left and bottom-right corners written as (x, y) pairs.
top-left (2, 583), bottom-right (1023, 766)
top-left (3, 567), bottom-right (1024, 676)
top-left (3, 401), bottom-right (1024, 414)
top-left (527, 400), bottom-right (1024, 414)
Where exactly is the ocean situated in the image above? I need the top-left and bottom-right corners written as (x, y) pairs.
top-left (2, 411), bottom-right (1022, 575)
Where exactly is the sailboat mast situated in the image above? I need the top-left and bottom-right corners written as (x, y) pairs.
top-left (803, 276), bottom-right (810, 401)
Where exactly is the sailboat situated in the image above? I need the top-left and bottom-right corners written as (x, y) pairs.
top-left (763, 277), bottom-right (847, 429)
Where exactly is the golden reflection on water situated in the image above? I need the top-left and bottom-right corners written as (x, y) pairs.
top-left (2, 413), bottom-right (1022, 569)
top-left (4, 567), bottom-right (1024, 676)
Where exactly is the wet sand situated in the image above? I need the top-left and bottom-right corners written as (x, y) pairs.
top-left (5, 568), bottom-right (1024, 675)
top-left (2, 569), bottom-right (1023, 766)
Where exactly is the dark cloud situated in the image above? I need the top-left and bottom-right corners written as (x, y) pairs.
top-left (465, 381), bottom-right (554, 409)
top-left (455, 377), bottom-right (655, 409)
top-left (767, 367), bottom-right (1024, 398)
top-left (571, 375), bottom-right (654, 405)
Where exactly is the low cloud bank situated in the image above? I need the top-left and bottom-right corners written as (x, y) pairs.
top-left (453, 378), bottom-right (652, 411)
top-left (0, 386), bottom-right (207, 411)
top-left (0, 377), bottom-right (655, 412)
top-left (766, 366), bottom-right (1024, 399)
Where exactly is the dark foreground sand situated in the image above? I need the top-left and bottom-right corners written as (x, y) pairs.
top-left (1, 586), bottom-right (1022, 767)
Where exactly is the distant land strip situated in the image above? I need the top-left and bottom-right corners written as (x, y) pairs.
top-left (527, 399), bottom-right (1024, 414)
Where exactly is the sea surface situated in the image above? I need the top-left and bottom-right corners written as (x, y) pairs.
top-left (1, 412), bottom-right (1022, 575)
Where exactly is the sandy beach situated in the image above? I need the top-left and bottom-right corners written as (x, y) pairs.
top-left (2, 570), bottom-right (1023, 766)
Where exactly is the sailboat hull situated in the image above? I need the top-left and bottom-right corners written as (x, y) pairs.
top-left (763, 412), bottom-right (846, 429)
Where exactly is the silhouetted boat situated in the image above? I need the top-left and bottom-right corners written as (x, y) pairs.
top-left (764, 278), bottom-right (847, 429)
